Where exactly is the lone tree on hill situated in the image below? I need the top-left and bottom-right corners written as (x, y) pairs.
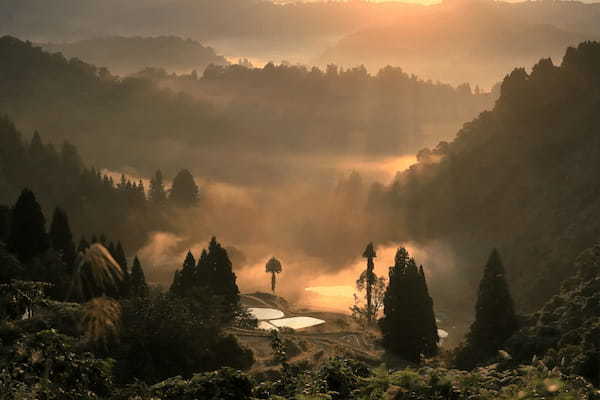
top-left (379, 247), bottom-right (439, 363)
top-left (362, 242), bottom-right (377, 323)
top-left (265, 257), bottom-right (282, 293)
top-left (454, 249), bottom-right (518, 369)
top-left (351, 242), bottom-right (386, 325)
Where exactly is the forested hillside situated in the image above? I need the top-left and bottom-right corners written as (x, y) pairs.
top-left (0, 116), bottom-right (203, 251)
top-left (373, 41), bottom-right (600, 311)
top-left (41, 36), bottom-right (229, 75)
top-left (0, 36), bottom-right (494, 184)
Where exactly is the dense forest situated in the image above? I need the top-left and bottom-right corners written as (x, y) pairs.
top-left (41, 36), bottom-right (229, 75)
top-left (371, 41), bottom-right (600, 312)
top-left (0, 36), bottom-right (493, 184)
top-left (0, 115), bottom-right (204, 251)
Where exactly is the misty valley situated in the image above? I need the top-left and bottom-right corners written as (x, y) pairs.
top-left (3, 0), bottom-right (600, 399)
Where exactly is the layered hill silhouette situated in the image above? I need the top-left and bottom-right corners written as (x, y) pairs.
top-left (41, 36), bottom-right (229, 75)
top-left (0, 35), bottom-right (492, 184)
top-left (320, 1), bottom-right (596, 87)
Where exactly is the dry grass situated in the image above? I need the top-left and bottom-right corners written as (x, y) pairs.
top-left (80, 297), bottom-right (122, 344)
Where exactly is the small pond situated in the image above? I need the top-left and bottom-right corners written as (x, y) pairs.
top-left (248, 307), bottom-right (285, 320)
top-left (269, 316), bottom-right (326, 330)
top-left (248, 307), bottom-right (325, 330)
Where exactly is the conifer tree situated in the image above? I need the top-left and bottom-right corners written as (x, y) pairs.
top-left (196, 249), bottom-right (209, 287)
top-left (8, 189), bottom-right (48, 263)
top-left (418, 265), bottom-right (439, 357)
top-left (49, 207), bottom-right (76, 269)
top-left (129, 256), bottom-right (149, 298)
top-left (169, 269), bottom-right (182, 294)
top-left (206, 237), bottom-right (240, 315)
top-left (454, 249), bottom-right (518, 369)
top-left (171, 250), bottom-right (196, 297)
top-left (169, 169), bottom-right (199, 207)
top-left (149, 170), bottom-right (167, 206)
top-left (379, 248), bottom-right (439, 363)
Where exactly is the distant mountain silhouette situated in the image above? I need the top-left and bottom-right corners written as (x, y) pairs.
top-left (41, 36), bottom-right (229, 75)
top-left (320, 2), bottom-right (594, 87)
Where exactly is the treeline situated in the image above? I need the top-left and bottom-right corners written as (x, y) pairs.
top-left (0, 187), bottom-right (148, 301)
top-left (0, 36), bottom-right (494, 183)
top-left (138, 61), bottom-right (494, 157)
top-left (41, 36), bottom-right (229, 75)
top-left (0, 115), bottom-right (201, 250)
top-left (370, 41), bottom-right (600, 311)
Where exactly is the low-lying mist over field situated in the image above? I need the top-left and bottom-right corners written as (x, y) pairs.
top-left (6, 1), bottom-right (600, 396)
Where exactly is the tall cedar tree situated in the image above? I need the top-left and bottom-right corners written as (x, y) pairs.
top-left (454, 249), bottom-right (518, 369)
top-left (129, 256), bottom-right (149, 298)
top-left (49, 207), bottom-right (76, 269)
top-left (149, 170), bottom-right (168, 206)
top-left (170, 238), bottom-right (240, 320)
top-left (380, 248), bottom-right (439, 363)
top-left (8, 189), bottom-right (49, 263)
top-left (362, 242), bottom-right (377, 323)
top-left (206, 237), bottom-right (240, 312)
top-left (170, 250), bottom-right (196, 296)
top-left (169, 169), bottom-right (199, 207)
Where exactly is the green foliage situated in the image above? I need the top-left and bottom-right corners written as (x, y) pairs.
top-left (146, 368), bottom-right (253, 400)
top-left (0, 328), bottom-right (113, 399)
top-left (112, 293), bottom-right (253, 384)
top-left (507, 243), bottom-right (600, 385)
top-left (0, 243), bottom-right (24, 284)
top-left (0, 280), bottom-right (50, 320)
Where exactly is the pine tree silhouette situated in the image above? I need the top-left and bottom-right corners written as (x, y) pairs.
top-left (8, 189), bottom-right (48, 263)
